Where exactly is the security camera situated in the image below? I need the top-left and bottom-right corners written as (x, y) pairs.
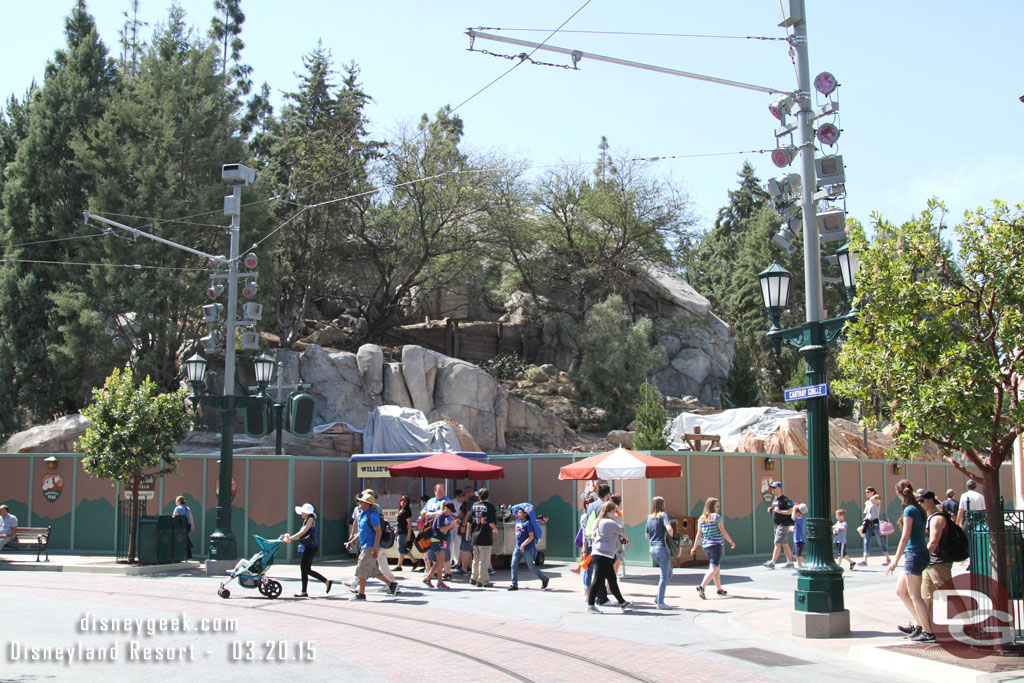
top-left (221, 163), bottom-right (255, 186)
top-left (243, 302), bottom-right (263, 321)
top-left (240, 331), bottom-right (260, 351)
top-left (201, 303), bottom-right (224, 323)
top-left (773, 232), bottom-right (797, 256)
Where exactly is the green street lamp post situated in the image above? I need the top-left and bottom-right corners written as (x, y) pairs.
top-left (758, 250), bottom-right (858, 637)
top-left (184, 353), bottom-right (267, 563)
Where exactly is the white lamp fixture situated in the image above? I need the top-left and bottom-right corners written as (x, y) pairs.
top-left (835, 242), bottom-right (859, 292)
top-left (253, 353), bottom-right (275, 385)
top-left (814, 71), bottom-right (838, 96)
top-left (816, 123), bottom-right (841, 146)
top-left (201, 303), bottom-right (224, 323)
top-left (184, 353), bottom-right (208, 385)
top-left (243, 252), bottom-right (259, 270)
top-left (241, 280), bottom-right (258, 299)
top-left (771, 146), bottom-right (798, 168)
top-left (243, 301), bottom-right (263, 321)
top-left (207, 284), bottom-right (224, 300)
top-left (758, 261), bottom-right (793, 312)
top-left (769, 94), bottom-right (796, 121)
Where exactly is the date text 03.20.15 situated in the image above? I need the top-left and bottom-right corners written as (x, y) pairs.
top-left (229, 640), bottom-right (315, 662)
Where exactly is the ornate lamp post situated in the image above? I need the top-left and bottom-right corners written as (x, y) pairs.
top-left (758, 243), bottom-right (859, 637)
top-left (252, 353), bottom-right (285, 456)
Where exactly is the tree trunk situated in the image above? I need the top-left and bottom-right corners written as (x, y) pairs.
top-left (128, 474), bottom-right (140, 563)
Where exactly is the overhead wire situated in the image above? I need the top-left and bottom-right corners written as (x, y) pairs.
top-left (0, 257), bottom-right (207, 272)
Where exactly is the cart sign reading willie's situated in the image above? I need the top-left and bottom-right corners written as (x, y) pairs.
top-left (41, 473), bottom-right (64, 502)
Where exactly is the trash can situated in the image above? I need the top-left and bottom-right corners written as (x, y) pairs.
top-left (137, 516), bottom-right (159, 564)
top-left (171, 515), bottom-right (188, 562)
top-left (156, 515), bottom-right (173, 564)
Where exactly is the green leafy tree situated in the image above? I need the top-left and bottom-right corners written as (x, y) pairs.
top-left (834, 200), bottom-right (1024, 581)
top-left (494, 142), bottom-right (694, 344)
top-left (633, 381), bottom-right (668, 450)
top-left (0, 2), bottom-right (115, 427)
top-left (77, 366), bottom-right (190, 562)
top-left (570, 295), bottom-right (665, 430)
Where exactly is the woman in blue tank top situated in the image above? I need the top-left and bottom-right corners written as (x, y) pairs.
top-left (646, 496), bottom-right (674, 609)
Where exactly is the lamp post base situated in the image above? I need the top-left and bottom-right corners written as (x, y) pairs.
top-left (205, 558), bottom-right (237, 576)
top-left (792, 609), bottom-right (850, 638)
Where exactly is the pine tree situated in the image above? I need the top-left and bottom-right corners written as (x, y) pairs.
top-left (0, 2), bottom-right (115, 426)
top-left (209, 0), bottom-right (252, 95)
top-left (722, 342), bottom-right (760, 408)
top-left (633, 382), bottom-right (668, 450)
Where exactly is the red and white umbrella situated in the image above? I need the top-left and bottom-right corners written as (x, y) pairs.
top-left (558, 446), bottom-right (681, 481)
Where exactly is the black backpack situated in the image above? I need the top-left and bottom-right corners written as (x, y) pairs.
top-left (937, 512), bottom-right (969, 562)
top-left (379, 517), bottom-right (396, 549)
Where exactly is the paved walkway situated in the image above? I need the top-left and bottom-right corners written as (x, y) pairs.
top-left (1, 553), bottom-right (1021, 682)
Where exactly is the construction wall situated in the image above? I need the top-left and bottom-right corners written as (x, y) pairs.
top-left (0, 451), bottom-right (1010, 565)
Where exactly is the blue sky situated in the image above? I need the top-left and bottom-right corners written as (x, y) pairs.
top-left (2, 1), bottom-right (1021, 239)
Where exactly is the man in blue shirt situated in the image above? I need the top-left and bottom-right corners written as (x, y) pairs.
top-left (419, 483), bottom-right (450, 577)
top-left (0, 505), bottom-right (18, 550)
top-left (354, 493), bottom-right (395, 600)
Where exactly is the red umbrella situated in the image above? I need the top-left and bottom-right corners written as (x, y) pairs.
top-left (559, 447), bottom-right (681, 480)
top-left (387, 451), bottom-right (505, 480)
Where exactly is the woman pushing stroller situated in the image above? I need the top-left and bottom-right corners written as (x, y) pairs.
top-left (280, 503), bottom-right (332, 598)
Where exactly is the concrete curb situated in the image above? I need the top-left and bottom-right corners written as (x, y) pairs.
top-left (850, 644), bottom-right (1024, 683)
top-left (0, 560), bottom-right (201, 575)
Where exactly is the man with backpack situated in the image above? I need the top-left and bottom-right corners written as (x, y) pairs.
top-left (914, 489), bottom-right (969, 642)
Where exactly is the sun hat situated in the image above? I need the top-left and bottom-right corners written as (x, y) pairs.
top-left (295, 503), bottom-right (315, 516)
top-left (356, 492), bottom-right (376, 506)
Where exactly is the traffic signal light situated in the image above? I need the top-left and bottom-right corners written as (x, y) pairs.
top-left (286, 393), bottom-right (317, 437)
top-left (244, 399), bottom-right (272, 438)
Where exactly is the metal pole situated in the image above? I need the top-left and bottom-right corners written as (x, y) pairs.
top-left (465, 30), bottom-right (785, 95)
top-left (209, 183), bottom-right (243, 562)
top-left (791, 0), bottom-right (846, 629)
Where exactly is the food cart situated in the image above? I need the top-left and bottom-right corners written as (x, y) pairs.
top-left (348, 451), bottom-right (498, 564)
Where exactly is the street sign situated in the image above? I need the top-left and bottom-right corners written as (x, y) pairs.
top-left (784, 383), bottom-right (829, 402)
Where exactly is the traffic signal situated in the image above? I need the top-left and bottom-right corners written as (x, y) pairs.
top-left (244, 399), bottom-right (272, 438)
top-left (286, 393), bottom-right (317, 437)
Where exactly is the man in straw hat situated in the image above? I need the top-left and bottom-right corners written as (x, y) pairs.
top-left (354, 492), bottom-right (397, 600)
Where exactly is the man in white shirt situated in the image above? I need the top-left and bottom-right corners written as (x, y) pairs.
top-left (956, 480), bottom-right (986, 526)
top-left (0, 505), bottom-right (18, 550)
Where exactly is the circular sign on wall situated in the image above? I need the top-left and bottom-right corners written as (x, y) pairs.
top-left (215, 476), bottom-right (238, 502)
top-left (41, 473), bottom-right (64, 502)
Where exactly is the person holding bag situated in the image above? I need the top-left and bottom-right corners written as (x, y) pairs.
top-left (646, 496), bottom-right (674, 609)
top-left (586, 501), bottom-right (630, 613)
top-left (858, 486), bottom-right (892, 566)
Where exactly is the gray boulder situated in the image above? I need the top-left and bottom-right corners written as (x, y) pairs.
top-left (402, 345), bottom-right (439, 414)
top-left (506, 397), bottom-right (574, 441)
top-left (382, 362), bottom-right (413, 408)
top-left (300, 345), bottom-right (379, 429)
top-left (429, 354), bottom-right (507, 452)
top-left (1, 413), bottom-right (91, 453)
top-left (356, 344), bottom-right (384, 397)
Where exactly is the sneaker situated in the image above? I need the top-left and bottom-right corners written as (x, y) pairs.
top-left (470, 579), bottom-right (479, 587)
top-left (507, 584), bottom-right (518, 591)
top-left (388, 581), bottom-right (399, 596)
top-left (436, 581), bottom-right (450, 590)
top-left (453, 568), bottom-right (467, 576)
top-left (325, 580), bottom-right (333, 595)
top-left (882, 559), bottom-right (891, 566)
top-left (618, 601), bottom-right (630, 610)
top-left (598, 598), bottom-right (611, 607)
top-left (422, 578), bottom-right (434, 589)
top-left (489, 568), bottom-right (496, 575)
top-left (354, 593), bottom-right (366, 601)
top-left (791, 570), bottom-right (801, 576)
top-left (910, 631), bottom-right (936, 643)
top-left (899, 624), bottom-right (922, 637)
top-left (587, 604), bottom-right (603, 614)
top-left (480, 582), bottom-right (494, 588)
top-left (717, 589), bottom-right (728, 596)
top-left (781, 562), bottom-right (795, 569)
top-left (856, 561), bottom-right (868, 567)
top-left (293, 592), bottom-right (308, 598)
top-left (541, 577), bottom-right (550, 590)
top-left (903, 626), bottom-right (923, 640)
top-left (656, 602), bottom-right (673, 610)
top-left (394, 565), bottom-right (403, 572)
top-left (412, 565), bottom-right (425, 573)
top-left (762, 561), bottom-right (776, 569)
top-left (696, 585), bottom-right (706, 600)
top-left (443, 573), bottom-right (452, 581)
top-left (569, 566), bottom-right (581, 574)
top-left (848, 562), bottom-right (855, 571)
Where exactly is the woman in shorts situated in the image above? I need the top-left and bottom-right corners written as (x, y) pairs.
top-left (886, 479), bottom-right (931, 639)
top-left (424, 501), bottom-right (456, 589)
top-left (691, 497), bottom-right (736, 599)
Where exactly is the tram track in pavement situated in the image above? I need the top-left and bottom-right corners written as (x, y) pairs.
top-left (2, 576), bottom-right (656, 683)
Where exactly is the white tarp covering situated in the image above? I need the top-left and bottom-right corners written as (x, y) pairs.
top-left (361, 405), bottom-right (460, 454)
top-left (668, 407), bottom-right (803, 451)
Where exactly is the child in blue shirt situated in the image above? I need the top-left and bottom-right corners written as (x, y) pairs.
top-left (509, 506), bottom-right (549, 591)
top-left (791, 503), bottom-right (807, 575)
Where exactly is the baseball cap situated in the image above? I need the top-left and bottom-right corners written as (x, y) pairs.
top-left (917, 490), bottom-right (937, 501)
top-left (946, 488), bottom-right (955, 496)
top-left (771, 481), bottom-right (783, 488)
top-left (797, 503), bottom-right (808, 514)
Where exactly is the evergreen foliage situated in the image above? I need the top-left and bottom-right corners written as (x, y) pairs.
top-left (0, 2), bottom-right (116, 427)
top-left (633, 381), bottom-right (668, 450)
top-left (569, 295), bottom-right (664, 430)
top-left (722, 342), bottom-right (760, 408)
